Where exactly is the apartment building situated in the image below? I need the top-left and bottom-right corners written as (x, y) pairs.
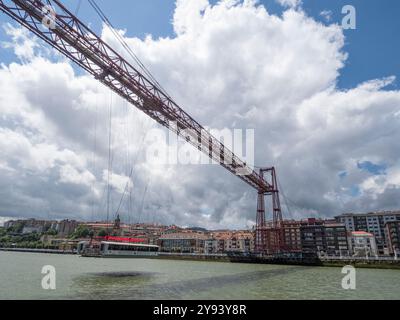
top-left (204, 231), bottom-right (254, 254)
top-left (57, 219), bottom-right (79, 237)
top-left (336, 211), bottom-right (400, 254)
top-left (281, 220), bottom-right (302, 252)
top-left (385, 221), bottom-right (400, 257)
top-left (348, 231), bottom-right (378, 257)
top-left (159, 232), bottom-right (208, 253)
top-left (300, 219), bottom-right (349, 256)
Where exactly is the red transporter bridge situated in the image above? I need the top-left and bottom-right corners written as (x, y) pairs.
top-left (0, 0), bottom-right (284, 254)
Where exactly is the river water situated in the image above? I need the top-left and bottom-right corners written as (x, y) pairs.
top-left (0, 251), bottom-right (399, 300)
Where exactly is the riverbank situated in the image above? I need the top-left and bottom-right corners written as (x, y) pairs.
top-left (158, 253), bottom-right (320, 266)
top-left (2, 248), bottom-right (400, 270)
top-left (0, 247), bottom-right (76, 255)
top-left (320, 258), bottom-right (400, 270)
top-left (159, 253), bottom-right (400, 270)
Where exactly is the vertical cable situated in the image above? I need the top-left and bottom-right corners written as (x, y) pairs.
top-left (106, 92), bottom-right (113, 233)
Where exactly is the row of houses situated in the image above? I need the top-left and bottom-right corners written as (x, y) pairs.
top-left (157, 211), bottom-right (400, 257)
top-left (278, 219), bottom-right (373, 257)
top-left (4, 211), bottom-right (400, 257)
top-left (158, 230), bottom-right (255, 254)
top-left (266, 211), bottom-right (400, 257)
top-left (157, 221), bottom-right (368, 257)
top-left (4, 218), bottom-right (79, 237)
top-left (336, 211), bottom-right (400, 255)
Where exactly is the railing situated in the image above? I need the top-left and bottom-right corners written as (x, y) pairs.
top-left (159, 252), bottom-right (228, 257)
top-left (0, 247), bottom-right (76, 254)
top-left (320, 256), bottom-right (398, 262)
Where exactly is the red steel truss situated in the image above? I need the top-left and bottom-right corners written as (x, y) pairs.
top-left (0, 0), bottom-right (284, 253)
top-left (255, 168), bottom-right (283, 254)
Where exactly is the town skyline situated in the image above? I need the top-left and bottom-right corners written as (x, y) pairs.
top-left (2, 210), bottom-right (400, 258)
top-left (3, 207), bottom-right (400, 230)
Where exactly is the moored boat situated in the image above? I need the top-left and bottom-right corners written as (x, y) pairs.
top-left (78, 240), bottom-right (160, 258)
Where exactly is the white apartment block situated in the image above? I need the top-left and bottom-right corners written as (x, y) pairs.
top-left (336, 211), bottom-right (400, 254)
top-left (348, 231), bottom-right (378, 257)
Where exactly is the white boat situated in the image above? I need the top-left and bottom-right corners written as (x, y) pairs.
top-left (78, 241), bottom-right (159, 258)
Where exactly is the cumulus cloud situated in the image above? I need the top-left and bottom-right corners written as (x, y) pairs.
top-left (0, 0), bottom-right (399, 229)
top-left (276, 0), bottom-right (301, 9)
top-left (320, 10), bottom-right (333, 22)
top-left (1, 23), bottom-right (40, 60)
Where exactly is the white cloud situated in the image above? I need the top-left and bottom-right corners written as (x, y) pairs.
top-left (0, 0), bottom-right (399, 228)
top-left (320, 10), bottom-right (333, 22)
top-left (1, 23), bottom-right (40, 60)
top-left (361, 167), bottom-right (400, 197)
top-left (59, 164), bottom-right (96, 188)
top-left (276, 0), bottom-right (301, 8)
top-left (102, 171), bottom-right (133, 194)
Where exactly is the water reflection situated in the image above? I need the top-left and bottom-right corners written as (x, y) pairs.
top-left (2, 252), bottom-right (399, 300)
top-left (70, 267), bottom-right (306, 300)
top-left (71, 271), bottom-right (156, 299)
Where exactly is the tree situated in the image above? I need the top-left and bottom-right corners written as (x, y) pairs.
top-left (98, 229), bottom-right (108, 237)
top-left (45, 229), bottom-right (58, 236)
top-left (71, 225), bottom-right (91, 239)
top-left (8, 222), bottom-right (24, 234)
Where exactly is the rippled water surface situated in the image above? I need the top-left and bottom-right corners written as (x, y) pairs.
top-left (0, 252), bottom-right (399, 300)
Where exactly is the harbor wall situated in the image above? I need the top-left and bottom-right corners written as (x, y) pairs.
top-left (2, 248), bottom-right (400, 270)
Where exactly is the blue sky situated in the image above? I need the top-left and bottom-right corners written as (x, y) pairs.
top-left (1, 0), bottom-right (399, 90)
top-left (0, 1), bottom-right (399, 223)
top-left (357, 161), bottom-right (387, 176)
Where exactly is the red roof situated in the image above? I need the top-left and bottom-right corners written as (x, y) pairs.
top-left (351, 231), bottom-right (374, 237)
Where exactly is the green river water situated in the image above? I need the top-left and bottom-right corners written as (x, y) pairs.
top-left (0, 251), bottom-right (399, 300)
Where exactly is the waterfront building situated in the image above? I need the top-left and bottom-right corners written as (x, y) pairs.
top-left (300, 219), bottom-right (349, 256)
top-left (57, 219), bottom-right (79, 237)
top-left (385, 221), bottom-right (400, 257)
top-left (39, 235), bottom-right (85, 250)
top-left (281, 220), bottom-right (302, 252)
top-left (204, 231), bottom-right (254, 254)
top-left (204, 239), bottom-right (218, 254)
top-left (225, 236), bottom-right (253, 253)
top-left (83, 221), bottom-right (127, 235)
top-left (300, 219), bottom-right (325, 254)
top-left (3, 220), bottom-right (17, 229)
top-left (83, 222), bottom-right (113, 232)
top-left (336, 211), bottom-right (400, 254)
top-left (224, 231), bottom-right (254, 253)
top-left (16, 219), bottom-right (58, 234)
top-left (159, 232), bottom-right (209, 253)
top-left (22, 226), bottom-right (44, 234)
top-left (348, 231), bottom-right (378, 257)
top-left (324, 221), bottom-right (349, 256)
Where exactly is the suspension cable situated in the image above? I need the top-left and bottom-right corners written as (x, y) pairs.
top-left (277, 177), bottom-right (295, 220)
top-left (87, 0), bottom-right (171, 99)
top-left (74, 0), bottom-right (83, 16)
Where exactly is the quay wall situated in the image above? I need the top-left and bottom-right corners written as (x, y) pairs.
top-left (2, 248), bottom-right (400, 270)
top-left (320, 258), bottom-right (400, 270)
top-left (0, 247), bottom-right (76, 255)
top-left (158, 253), bottom-right (400, 270)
